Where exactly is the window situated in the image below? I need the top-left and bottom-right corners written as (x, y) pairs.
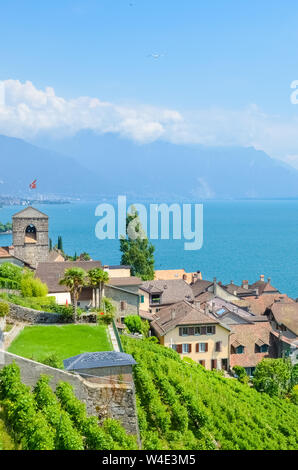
top-left (171, 344), bottom-right (177, 351)
top-left (194, 327), bottom-right (200, 336)
top-left (196, 342), bottom-right (208, 353)
top-left (215, 341), bottom-right (222, 352)
top-left (179, 327), bottom-right (189, 336)
top-left (207, 325), bottom-right (216, 335)
top-left (151, 294), bottom-right (161, 304)
top-left (182, 344), bottom-right (191, 354)
top-left (120, 301), bottom-right (126, 311)
top-left (235, 346), bottom-right (244, 354)
top-left (198, 360), bottom-right (206, 367)
top-left (256, 344), bottom-right (269, 353)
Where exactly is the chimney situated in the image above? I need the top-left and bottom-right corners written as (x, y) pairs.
top-left (260, 274), bottom-right (265, 282)
top-left (255, 288), bottom-right (259, 297)
top-left (183, 274), bottom-right (187, 281)
top-left (194, 300), bottom-right (201, 310)
top-left (267, 277), bottom-right (271, 284)
top-left (242, 280), bottom-right (249, 289)
top-left (171, 310), bottom-right (176, 320)
top-left (205, 304), bottom-right (209, 315)
top-left (218, 281), bottom-right (222, 286)
top-left (213, 277), bottom-right (217, 284)
top-left (230, 280), bottom-right (233, 285)
top-left (212, 301), bottom-right (215, 311)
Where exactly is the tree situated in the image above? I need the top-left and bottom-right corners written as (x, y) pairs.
top-left (120, 207), bottom-right (155, 280)
top-left (87, 268), bottom-right (109, 309)
top-left (59, 267), bottom-right (87, 320)
top-left (49, 238), bottom-right (52, 251)
top-left (57, 236), bottom-right (63, 252)
top-left (253, 358), bottom-right (292, 397)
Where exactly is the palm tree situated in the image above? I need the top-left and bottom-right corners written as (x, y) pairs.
top-left (87, 268), bottom-right (109, 309)
top-left (59, 267), bottom-right (87, 321)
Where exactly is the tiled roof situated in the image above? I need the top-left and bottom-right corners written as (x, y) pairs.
top-left (63, 351), bottom-right (136, 370)
top-left (229, 322), bottom-right (273, 368)
top-left (140, 279), bottom-right (194, 305)
top-left (36, 261), bottom-right (102, 292)
top-left (241, 293), bottom-right (295, 316)
top-left (0, 246), bottom-right (13, 258)
top-left (150, 300), bottom-right (222, 337)
top-left (12, 206), bottom-right (48, 219)
top-left (109, 277), bottom-right (142, 287)
top-left (267, 302), bottom-right (298, 336)
top-left (154, 269), bottom-right (201, 284)
top-left (190, 279), bottom-right (213, 297)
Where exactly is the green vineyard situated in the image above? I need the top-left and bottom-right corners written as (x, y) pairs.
top-left (123, 336), bottom-right (298, 450)
top-left (0, 363), bottom-right (138, 450)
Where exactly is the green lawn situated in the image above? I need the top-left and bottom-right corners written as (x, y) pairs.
top-left (7, 324), bottom-right (112, 365)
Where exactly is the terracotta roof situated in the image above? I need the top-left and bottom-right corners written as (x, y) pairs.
top-left (267, 302), bottom-right (298, 336)
top-left (190, 279), bottom-right (213, 297)
top-left (140, 279), bottom-right (194, 305)
top-left (249, 279), bottom-right (279, 295)
top-left (150, 300), bottom-right (222, 337)
top-left (36, 261), bottom-right (102, 293)
top-left (154, 269), bottom-right (202, 284)
top-left (241, 293), bottom-right (294, 316)
top-left (139, 310), bottom-right (154, 321)
top-left (229, 322), bottom-right (273, 368)
top-left (109, 277), bottom-right (142, 287)
top-left (0, 246), bottom-right (13, 258)
top-left (224, 282), bottom-right (255, 296)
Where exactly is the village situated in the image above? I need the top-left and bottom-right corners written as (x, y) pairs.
top-left (0, 205), bottom-right (297, 379)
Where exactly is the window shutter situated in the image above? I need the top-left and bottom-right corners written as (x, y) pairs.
top-left (196, 343), bottom-right (199, 353)
top-left (212, 359), bottom-right (217, 369)
top-left (205, 342), bottom-right (208, 352)
top-left (188, 344), bottom-right (192, 353)
top-left (179, 328), bottom-right (182, 336)
top-left (177, 344), bottom-right (182, 353)
top-left (202, 360), bottom-right (206, 367)
top-left (216, 341), bottom-right (222, 352)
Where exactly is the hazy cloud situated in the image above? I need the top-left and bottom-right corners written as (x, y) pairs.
top-left (1, 79), bottom-right (298, 168)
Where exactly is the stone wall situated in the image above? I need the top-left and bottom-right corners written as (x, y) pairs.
top-left (0, 351), bottom-right (140, 438)
top-left (104, 285), bottom-right (139, 321)
top-left (7, 302), bottom-right (97, 324)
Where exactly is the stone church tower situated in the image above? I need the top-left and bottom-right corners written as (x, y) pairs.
top-left (12, 206), bottom-right (49, 268)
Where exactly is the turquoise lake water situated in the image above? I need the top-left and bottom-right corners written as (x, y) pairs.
top-left (0, 200), bottom-right (298, 299)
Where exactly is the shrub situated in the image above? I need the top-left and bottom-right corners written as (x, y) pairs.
top-left (124, 315), bottom-right (143, 333)
top-left (41, 354), bottom-right (63, 369)
top-left (233, 365), bottom-right (249, 384)
top-left (0, 301), bottom-right (9, 318)
top-left (0, 263), bottom-right (23, 287)
top-left (20, 276), bottom-right (48, 298)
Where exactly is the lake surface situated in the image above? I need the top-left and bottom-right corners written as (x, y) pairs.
top-left (0, 199), bottom-right (298, 298)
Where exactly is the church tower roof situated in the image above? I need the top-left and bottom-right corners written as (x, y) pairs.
top-left (12, 206), bottom-right (48, 219)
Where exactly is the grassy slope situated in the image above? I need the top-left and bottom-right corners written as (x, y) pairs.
top-left (123, 337), bottom-right (298, 450)
top-left (8, 324), bottom-right (112, 364)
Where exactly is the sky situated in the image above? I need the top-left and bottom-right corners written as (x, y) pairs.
top-left (1, 0), bottom-right (298, 166)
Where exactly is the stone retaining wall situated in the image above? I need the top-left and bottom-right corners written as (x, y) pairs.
top-left (0, 351), bottom-right (140, 438)
top-left (7, 302), bottom-right (97, 324)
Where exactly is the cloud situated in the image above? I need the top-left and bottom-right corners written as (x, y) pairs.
top-left (1, 79), bottom-right (298, 168)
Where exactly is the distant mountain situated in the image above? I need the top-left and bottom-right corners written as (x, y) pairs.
top-left (33, 130), bottom-right (298, 200)
top-left (1, 132), bottom-right (298, 200)
top-left (0, 134), bottom-right (101, 197)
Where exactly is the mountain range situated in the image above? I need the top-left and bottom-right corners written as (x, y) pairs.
top-left (1, 131), bottom-right (298, 200)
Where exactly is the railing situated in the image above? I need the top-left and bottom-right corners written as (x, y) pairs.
top-left (112, 319), bottom-right (124, 352)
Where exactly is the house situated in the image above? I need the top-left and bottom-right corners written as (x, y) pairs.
top-left (154, 269), bottom-right (202, 284)
top-left (36, 261), bottom-right (142, 321)
top-left (0, 246), bottom-right (29, 268)
top-left (191, 277), bottom-right (240, 303)
top-left (139, 279), bottom-right (194, 314)
top-left (150, 300), bottom-right (230, 370)
top-left (229, 320), bottom-right (276, 376)
top-left (264, 301), bottom-right (298, 364)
